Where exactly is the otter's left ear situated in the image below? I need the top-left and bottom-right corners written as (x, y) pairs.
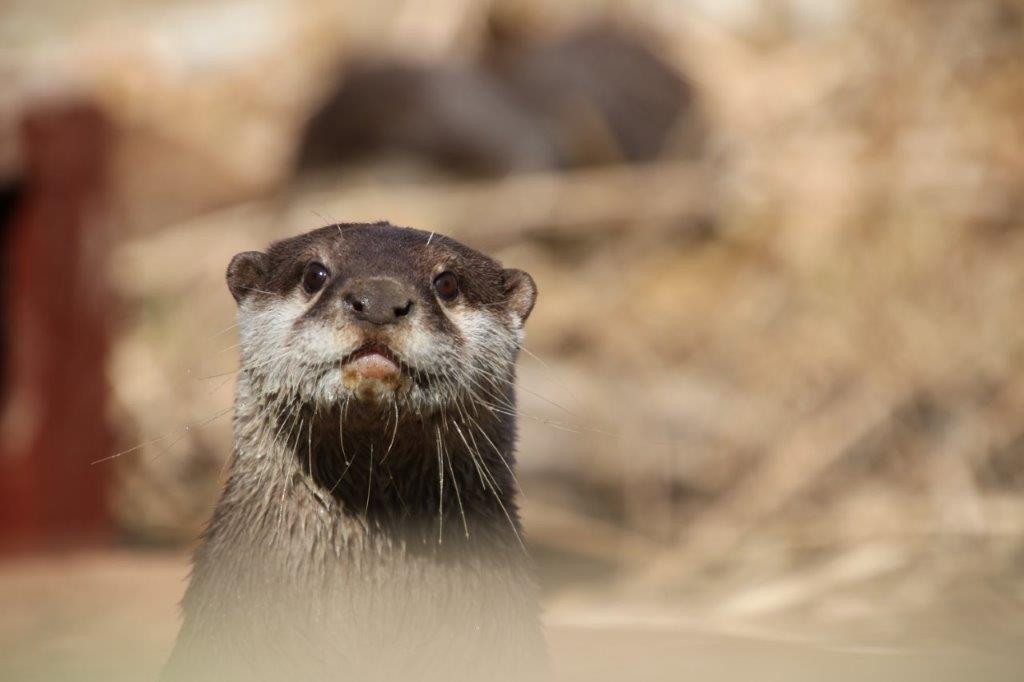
top-left (502, 268), bottom-right (537, 325)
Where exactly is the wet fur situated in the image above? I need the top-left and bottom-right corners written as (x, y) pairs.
top-left (164, 223), bottom-right (545, 681)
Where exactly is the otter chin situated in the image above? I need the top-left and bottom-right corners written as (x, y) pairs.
top-left (164, 221), bottom-right (545, 682)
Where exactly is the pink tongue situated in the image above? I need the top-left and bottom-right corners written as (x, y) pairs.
top-left (346, 352), bottom-right (400, 379)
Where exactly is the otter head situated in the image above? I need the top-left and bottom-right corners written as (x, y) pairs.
top-left (227, 222), bottom-right (536, 419)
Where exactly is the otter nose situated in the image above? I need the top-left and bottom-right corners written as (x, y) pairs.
top-left (341, 278), bottom-right (414, 326)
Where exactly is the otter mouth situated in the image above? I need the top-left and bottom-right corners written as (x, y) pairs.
top-left (340, 342), bottom-right (406, 380)
top-left (337, 343), bottom-right (435, 399)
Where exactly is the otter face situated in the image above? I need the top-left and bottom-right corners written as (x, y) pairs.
top-left (227, 222), bottom-right (536, 415)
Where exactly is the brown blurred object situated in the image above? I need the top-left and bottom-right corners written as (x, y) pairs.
top-left (0, 101), bottom-right (115, 551)
top-left (295, 25), bottom-right (701, 175)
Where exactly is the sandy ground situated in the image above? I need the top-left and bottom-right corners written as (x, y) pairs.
top-left (1, 551), bottom-right (1020, 682)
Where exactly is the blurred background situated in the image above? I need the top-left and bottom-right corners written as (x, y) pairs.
top-left (2, 0), bottom-right (1024, 680)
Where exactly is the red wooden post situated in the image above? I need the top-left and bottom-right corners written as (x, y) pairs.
top-left (0, 101), bottom-right (115, 551)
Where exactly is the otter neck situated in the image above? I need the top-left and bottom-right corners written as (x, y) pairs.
top-left (219, 385), bottom-right (524, 560)
top-left (171, 384), bottom-right (544, 682)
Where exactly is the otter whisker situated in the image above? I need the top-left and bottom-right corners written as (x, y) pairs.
top-left (91, 404), bottom-right (235, 465)
top-left (239, 286), bottom-right (282, 297)
top-left (465, 406), bottom-right (526, 496)
top-left (307, 406), bottom-right (315, 479)
top-left (450, 411), bottom-right (490, 493)
top-left (446, 387), bottom-right (528, 548)
top-left (326, 397), bottom-right (355, 498)
top-left (520, 344), bottom-right (587, 411)
top-left (363, 442), bottom-right (374, 516)
top-left (449, 411), bottom-right (526, 552)
top-left (379, 398), bottom-right (400, 465)
top-left (435, 425), bottom-right (445, 543)
top-left (439, 411), bottom-right (469, 539)
top-left (382, 459), bottom-right (411, 519)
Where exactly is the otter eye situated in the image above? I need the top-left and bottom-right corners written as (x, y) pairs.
top-left (433, 271), bottom-right (460, 301)
top-left (302, 262), bottom-right (330, 294)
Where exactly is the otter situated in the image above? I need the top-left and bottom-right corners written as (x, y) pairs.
top-left (163, 222), bottom-right (546, 682)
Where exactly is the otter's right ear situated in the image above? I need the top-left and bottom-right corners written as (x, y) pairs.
top-left (226, 251), bottom-right (269, 303)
